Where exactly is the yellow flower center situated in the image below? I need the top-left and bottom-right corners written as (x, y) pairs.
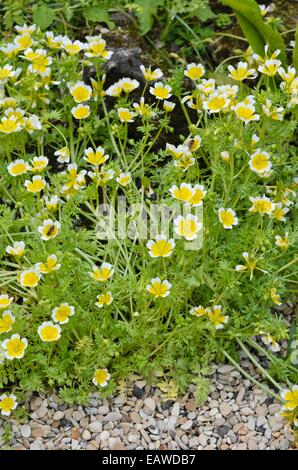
top-left (0, 119), bottom-right (19, 133)
top-left (251, 154), bottom-right (269, 171)
top-left (236, 106), bottom-right (254, 119)
top-left (149, 282), bottom-right (168, 297)
top-left (94, 369), bottom-right (108, 385)
top-left (177, 219), bottom-right (199, 239)
top-left (40, 325), bottom-right (59, 341)
top-left (208, 96), bottom-right (226, 111)
top-left (22, 271), bottom-right (40, 287)
top-left (151, 240), bottom-right (173, 257)
top-left (72, 86), bottom-right (91, 102)
top-left (187, 67), bottom-right (204, 79)
top-left (54, 306), bottom-right (71, 322)
top-left (154, 87), bottom-right (169, 99)
top-left (10, 163), bottom-right (27, 175)
top-left (7, 338), bottom-right (26, 357)
top-left (173, 187), bottom-right (193, 202)
top-left (220, 211), bottom-right (234, 226)
top-left (0, 397), bottom-right (15, 413)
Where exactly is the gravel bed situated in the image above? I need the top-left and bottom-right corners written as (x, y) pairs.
top-left (0, 362), bottom-right (295, 450)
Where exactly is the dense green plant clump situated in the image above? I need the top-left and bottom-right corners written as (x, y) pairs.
top-left (0, 17), bottom-right (297, 427)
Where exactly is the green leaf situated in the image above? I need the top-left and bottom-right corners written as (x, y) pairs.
top-left (135, 0), bottom-right (163, 36)
top-left (33, 6), bottom-right (55, 30)
top-left (220, 0), bottom-right (286, 65)
top-left (293, 24), bottom-right (298, 70)
top-left (194, 5), bottom-right (216, 23)
top-left (84, 6), bottom-right (115, 29)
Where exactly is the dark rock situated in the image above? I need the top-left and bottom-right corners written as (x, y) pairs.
top-left (161, 400), bottom-right (175, 410)
top-left (105, 47), bottom-right (144, 84)
top-left (217, 425), bottom-right (230, 437)
top-left (133, 384), bottom-right (145, 399)
top-left (256, 425), bottom-right (266, 434)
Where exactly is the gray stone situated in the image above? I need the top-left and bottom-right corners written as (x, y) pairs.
top-left (20, 424), bottom-right (31, 438)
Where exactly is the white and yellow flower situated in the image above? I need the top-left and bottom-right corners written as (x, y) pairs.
top-left (184, 63), bottom-right (205, 80)
top-left (275, 232), bottom-right (289, 250)
top-left (116, 172), bottom-right (132, 186)
top-left (0, 393), bottom-right (18, 416)
top-left (119, 77), bottom-right (139, 93)
top-left (85, 35), bottom-right (113, 59)
top-left (84, 146), bottom-right (109, 166)
top-left (260, 331), bottom-right (280, 352)
top-left (89, 263), bottom-right (114, 282)
top-left (149, 82), bottom-right (172, 100)
top-left (36, 254), bottom-right (61, 274)
top-left (258, 59), bottom-right (281, 77)
top-left (105, 81), bottom-right (123, 97)
top-left (24, 175), bottom-right (46, 193)
top-left (95, 292), bottom-right (113, 308)
top-left (71, 104), bottom-right (90, 120)
top-left (208, 305), bottom-right (228, 329)
top-left (187, 135), bottom-right (202, 153)
top-left (133, 97), bottom-right (156, 118)
top-left (173, 214), bottom-right (202, 240)
top-left (62, 38), bottom-right (84, 55)
top-left (190, 305), bottom-right (207, 317)
top-left (15, 23), bottom-right (36, 34)
top-left (44, 195), bottom-right (60, 211)
top-left (189, 184), bottom-right (206, 206)
top-left (117, 107), bottom-right (135, 123)
top-left (7, 159), bottom-right (30, 176)
top-left (45, 32), bottom-right (66, 49)
top-left (88, 167), bottom-right (114, 186)
top-left (38, 219), bottom-right (61, 240)
top-left (19, 268), bottom-right (41, 287)
top-left (147, 235), bottom-right (175, 258)
top-left (23, 115), bottom-right (42, 134)
top-left (232, 97), bottom-right (259, 123)
top-left (30, 156), bottom-right (49, 172)
top-left (51, 303), bottom-right (75, 324)
top-left (166, 143), bottom-right (190, 160)
top-left (249, 150), bottom-right (272, 175)
top-left (174, 155), bottom-right (195, 172)
top-left (69, 81), bottom-right (92, 103)
top-left (0, 311), bottom-right (15, 334)
top-left (249, 195), bottom-right (275, 214)
top-left (0, 116), bottom-right (22, 134)
top-left (0, 295), bottom-right (13, 310)
top-left (203, 92), bottom-right (229, 113)
top-left (262, 99), bottom-right (284, 121)
top-left (24, 48), bottom-right (52, 74)
top-left (220, 151), bottom-right (230, 162)
top-left (140, 65), bottom-right (163, 81)
top-left (280, 385), bottom-right (298, 411)
top-left (54, 147), bottom-right (70, 163)
top-left (6, 241), bottom-right (25, 257)
top-left (163, 100), bottom-right (176, 112)
top-left (169, 183), bottom-right (194, 203)
top-left (218, 208), bottom-right (238, 229)
top-left (271, 203), bottom-right (289, 222)
top-left (228, 61), bottom-right (257, 81)
top-left (14, 33), bottom-right (34, 50)
top-left (197, 78), bottom-right (215, 96)
top-left (0, 64), bottom-right (15, 82)
top-left (92, 368), bottom-right (110, 387)
top-left (2, 334), bottom-right (28, 360)
top-left (270, 287), bottom-right (282, 306)
top-left (38, 321), bottom-right (61, 342)
top-left (146, 278), bottom-right (172, 299)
